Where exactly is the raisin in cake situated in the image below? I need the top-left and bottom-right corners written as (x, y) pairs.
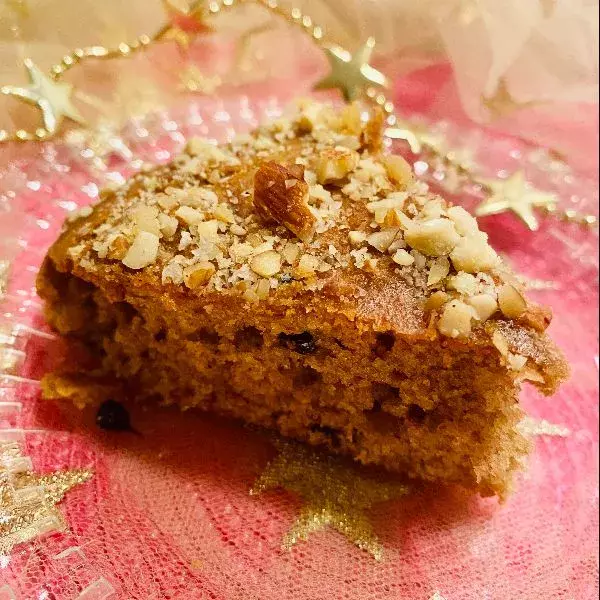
top-left (37, 101), bottom-right (569, 497)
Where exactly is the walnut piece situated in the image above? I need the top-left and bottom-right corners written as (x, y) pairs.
top-left (254, 161), bottom-right (316, 242)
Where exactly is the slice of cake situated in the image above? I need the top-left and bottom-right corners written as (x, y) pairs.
top-left (37, 101), bottom-right (568, 497)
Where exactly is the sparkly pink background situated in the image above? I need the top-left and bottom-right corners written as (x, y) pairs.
top-left (0, 72), bottom-right (598, 599)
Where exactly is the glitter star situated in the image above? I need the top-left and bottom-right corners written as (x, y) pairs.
top-left (476, 170), bottom-right (558, 231)
top-left (250, 441), bottom-right (409, 560)
top-left (1, 58), bottom-right (85, 135)
top-left (1, 444), bottom-right (92, 554)
top-left (314, 38), bottom-right (388, 102)
top-left (159, 0), bottom-right (212, 52)
top-left (482, 77), bottom-right (540, 121)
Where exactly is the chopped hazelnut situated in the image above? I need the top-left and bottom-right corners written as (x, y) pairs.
top-left (492, 330), bottom-right (509, 356)
top-left (315, 148), bottom-right (359, 184)
top-left (183, 262), bottom-right (215, 288)
top-left (348, 231), bottom-right (367, 246)
top-left (467, 294), bottom-right (498, 322)
top-left (132, 205), bottom-right (160, 236)
top-left (158, 213), bottom-right (179, 239)
top-left (212, 203), bottom-right (235, 223)
top-left (122, 231), bottom-right (160, 270)
top-left (427, 257), bottom-right (450, 286)
top-left (508, 353), bottom-right (528, 371)
top-left (392, 249), bottom-right (414, 266)
top-left (425, 290), bottom-right (449, 312)
top-left (498, 284), bottom-right (527, 318)
top-left (294, 254), bottom-right (320, 278)
top-left (450, 233), bottom-right (499, 273)
top-left (340, 103), bottom-right (362, 135)
top-left (382, 155), bottom-right (414, 187)
top-left (366, 228), bottom-right (400, 253)
top-left (250, 250), bottom-right (282, 278)
top-left (196, 219), bottom-right (220, 240)
top-left (281, 242), bottom-right (301, 265)
top-left (404, 218), bottom-right (460, 256)
top-left (175, 206), bottom-right (204, 226)
top-left (447, 206), bottom-right (479, 236)
top-left (447, 272), bottom-right (478, 295)
top-left (438, 300), bottom-right (476, 338)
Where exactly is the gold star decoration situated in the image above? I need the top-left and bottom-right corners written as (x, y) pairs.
top-left (314, 37), bottom-right (388, 102)
top-left (250, 440), bottom-right (409, 560)
top-left (1, 58), bottom-right (85, 136)
top-left (159, 0), bottom-right (212, 53)
top-left (179, 65), bottom-right (221, 94)
top-left (1, 442), bottom-right (92, 554)
top-left (482, 77), bottom-right (540, 121)
top-left (476, 170), bottom-right (558, 231)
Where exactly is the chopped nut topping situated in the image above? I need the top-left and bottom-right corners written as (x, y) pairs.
top-left (404, 218), bottom-right (460, 257)
top-left (425, 290), bottom-right (449, 312)
top-left (250, 250), bottom-right (282, 278)
top-left (348, 231), bottom-right (367, 246)
top-left (366, 228), bottom-right (400, 253)
top-left (467, 294), bottom-right (498, 322)
top-left (315, 148), bottom-right (359, 184)
top-left (122, 231), bottom-right (159, 270)
top-left (382, 155), bottom-right (413, 188)
top-left (438, 300), bottom-right (476, 338)
top-left (294, 254), bottom-right (320, 278)
top-left (392, 249), bottom-right (415, 266)
top-left (254, 161), bottom-right (316, 242)
top-left (498, 284), bottom-right (527, 318)
top-left (175, 206), bottom-right (204, 226)
top-left (450, 234), bottom-right (499, 273)
top-left (427, 257), bottom-right (450, 286)
top-left (183, 262), bottom-right (215, 289)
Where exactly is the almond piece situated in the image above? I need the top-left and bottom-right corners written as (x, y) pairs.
top-left (467, 293), bottom-right (498, 322)
top-left (498, 284), bottom-right (527, 319)
top-left (315, 148), bottom-right (359, 184)
top-left (254, 161), bottom-right (316, 242)
top-left (294, 254), bottom-right (320, 278)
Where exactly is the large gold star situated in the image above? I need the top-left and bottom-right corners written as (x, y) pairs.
top-left (1, 443), bottom-right (92, 554)
top-left (476, 170), bottom-right (558, 231)
top-left (159, 0), bottom-right (212, 52)
top-left (482, 77), bottom-right (540, 121)
top-left (1, 58), bottom-right (85, 135)
top-left (250, 440), bottom-right (409, 560)
top-left (314, 38), bottom-right (388, 102)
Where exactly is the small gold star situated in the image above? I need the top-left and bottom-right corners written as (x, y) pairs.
top-left (482, 77), bottom-right (540, 120)
top-left (1, 58), bottom-right (85, 135)
top-left (314, 38), bottom-right (388, 102)
top-left (179, 65), bottom-right (221, 94)
top-left (1, 443), bottom-right (92, 554)
top-left (159, 0), bottom-right (212, 52)
top-left (250, 440), bottom-right (409, 560)
top-left (476, 170), bottom-right (558, 231)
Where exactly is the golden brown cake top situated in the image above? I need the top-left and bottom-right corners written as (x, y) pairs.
top-left (56, 100), bottom-right (566, 389)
